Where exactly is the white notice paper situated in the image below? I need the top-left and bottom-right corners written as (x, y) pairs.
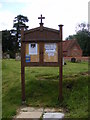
top-left (29, 43), bottom-right (37, 55)
top-left (45, 43), bottom-right (56, 56)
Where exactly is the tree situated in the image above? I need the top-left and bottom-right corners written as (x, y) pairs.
top-left (75, 23), bottom-right (90, 32)
top-left (75, 30), bottom-right (90, 56)
top-left (65, 35), bottom-right (76, 40)
top-left (66, 23), bottom-right (90, 56)
top-left (2, 30), bottom-right (16, 58)
top-left (12, 14), bottom-right (29, 51)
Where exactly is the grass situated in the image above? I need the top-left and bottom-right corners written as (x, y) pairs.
top-left (2, 59), bottom-right (89, 118)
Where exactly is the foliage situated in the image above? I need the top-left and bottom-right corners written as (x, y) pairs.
top-left (65, 35), bottom-right (76, 40)
top-left (12, 14), bottom-right (29, 51)
top-left (2, 14), bottom-right (29, 57)
top-left (66, 23), bottom-right (90, 56)
top-left (75, 30), bottom-right (90, 56)
top-left (2, 60), bottom-right (88, 118)
top-left (2, 30), bottom-right (16, 58)
top-left (75, 23), bottom-right (90, 32)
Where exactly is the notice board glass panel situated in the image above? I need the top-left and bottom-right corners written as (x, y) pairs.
top-left (44, 43), bottom-right (58, 62)
top-left (26, 43), bottom-right (39, 62)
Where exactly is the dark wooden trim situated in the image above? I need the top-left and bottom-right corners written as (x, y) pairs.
top-left (21, 28), bottom-right (26, 102)
top-left (22, 39), bottom-right (61, 43)
top-left (58, 25), bottom-right (63, 100)
top-left (25, 62), bottom-right (59, 67)
top-left (39, 42), bottom-right (44, 64)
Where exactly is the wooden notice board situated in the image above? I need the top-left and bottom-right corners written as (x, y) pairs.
top-left (21, 20), bottom-right (63, 103)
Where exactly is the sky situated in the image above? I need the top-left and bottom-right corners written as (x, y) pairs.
top-left (0, 0), bottom-right (89, 39)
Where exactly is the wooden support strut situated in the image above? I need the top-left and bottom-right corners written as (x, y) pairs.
top-left (58, 24), bottom-right (63, 101)
top-left (21, 27), bottom-right (26, 103)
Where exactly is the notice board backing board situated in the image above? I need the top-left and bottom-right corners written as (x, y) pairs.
top-left (25, 43), bottom-right (58, 63)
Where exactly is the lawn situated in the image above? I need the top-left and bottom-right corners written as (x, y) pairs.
top-left (2, 59), bottom-right (89, 119)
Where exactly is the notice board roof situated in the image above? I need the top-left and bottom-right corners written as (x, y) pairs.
top-left (23, 25), bottom-right (61, 42)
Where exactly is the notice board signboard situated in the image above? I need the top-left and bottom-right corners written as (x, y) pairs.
top-left (21, 23), bottom-right (63, 103)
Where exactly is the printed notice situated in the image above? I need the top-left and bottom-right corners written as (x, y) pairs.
top-left (45, 43), bottom-right (56, 56)
top-left (26, 55), bottom-right (30, 62)
top-left (29, 43), bottom-right (37, 55)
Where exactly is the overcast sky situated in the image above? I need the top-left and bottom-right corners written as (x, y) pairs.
top-left (0, 0), bottom-right (89, 39)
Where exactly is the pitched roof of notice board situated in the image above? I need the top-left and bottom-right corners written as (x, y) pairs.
top-left (24, 26), bottom-right (59, 34)
top-left (23, 26), bottom-right (60, 42)
top-left (22, 14), bottom-right (62, 42)
top-left (22, 23), bottom-right (61, 41)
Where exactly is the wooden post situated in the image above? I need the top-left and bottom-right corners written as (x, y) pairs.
top-left (21, 27), bottom-right (26, 103)
top-left (58, 24), bottom-right (63, 100)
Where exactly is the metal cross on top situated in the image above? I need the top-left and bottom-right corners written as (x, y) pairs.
top-left (38, 14), bottom-right (45, 24)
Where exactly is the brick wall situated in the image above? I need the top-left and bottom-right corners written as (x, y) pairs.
top-left (64, 56), bottom-right (89, 62)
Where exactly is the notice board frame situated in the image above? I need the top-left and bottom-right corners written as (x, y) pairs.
top-left (21, 24), bottom-right (63, 103)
